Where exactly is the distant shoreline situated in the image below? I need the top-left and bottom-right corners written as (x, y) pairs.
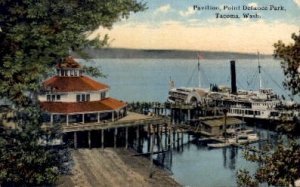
top-left (74, 48), bottom-right (273, 60)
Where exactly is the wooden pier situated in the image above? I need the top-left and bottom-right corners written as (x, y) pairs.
top-left (43, 112), bottom-right (187, 151)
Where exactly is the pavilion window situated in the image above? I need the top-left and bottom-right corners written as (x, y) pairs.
top-left (76, 94), bottom-right (90, 102)
top-left (52, 95), bottom-right (55, 101)
top-left (47, 95), bottom-right (51, 101)
top-left (100, 92), bottom-right (106, 100)
top-left (74, 70), bottom-right (78, 76)
top-left (56, 95), bottom-right (61, 101)
top-left (70, 70), bottom-right (74, 76)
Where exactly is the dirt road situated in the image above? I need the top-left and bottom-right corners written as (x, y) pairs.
top-left (58, 148), bottom-right (181, 187)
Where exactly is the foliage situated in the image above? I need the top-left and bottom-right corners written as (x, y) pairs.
top-left (274, 31), bottom-right (300, 95)
top-left (0, 0), bottom-right (146, 185)
top-left (82, 65), bottom-right (107, 78)
top-left (128, 101), bottom-right (155, 114)
top-left (237, 31), bottom-right (300, 187)
top-left (0, 105), bottom-right (70, 185)
top-left (276, 119), bottom-right (300, 137)
top-left (0, 0), bottom-right (146, 105)
top-left (237, 140), bottom-right (300, 187)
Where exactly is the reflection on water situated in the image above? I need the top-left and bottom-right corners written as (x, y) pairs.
top-left (223, 146), bottom-right (239, 170)
top-left (148, 127), bottom-right (279, 187)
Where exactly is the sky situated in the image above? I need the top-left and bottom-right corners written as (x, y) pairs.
top-left (90, 0), bottom-right (300, 54)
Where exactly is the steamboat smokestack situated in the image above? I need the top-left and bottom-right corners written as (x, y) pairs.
top-left (230, 60), bottom-right (237, 94)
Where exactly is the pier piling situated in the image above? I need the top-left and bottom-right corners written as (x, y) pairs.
top-left (101, 129), bottom-right (104, 149)
top-left (74, 131), bottom-right (77, 149)
top-left (114, 128), bottom-right (118, 148)
top-left (88, 131), bottom-right (91, 149)
top-left (173, 128), bottom-right (176, 148)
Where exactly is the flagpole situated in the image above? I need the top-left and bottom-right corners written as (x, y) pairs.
top-left (258, 51), bottom-right (262, 89)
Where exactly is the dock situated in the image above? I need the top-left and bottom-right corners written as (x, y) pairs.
top-left (61, 112), bottom-right (165, 132)
top-left (42, 112), bottom-right (188, 152)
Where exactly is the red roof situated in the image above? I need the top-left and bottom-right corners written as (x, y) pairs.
top-left (43, 75), bottom-right (109, 92)
top-left (57, 56), bottom-right (81, 68)
top-left (40, 98), bottom-right (126, 114)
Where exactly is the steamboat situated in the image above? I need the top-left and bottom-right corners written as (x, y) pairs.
top-left (167, 56), bottom-right (299, 122)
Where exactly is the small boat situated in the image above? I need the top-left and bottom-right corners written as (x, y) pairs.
top-left (207, 142), bottom-right (231, 148)
top-left (228, 131), bottom-right (259, 144)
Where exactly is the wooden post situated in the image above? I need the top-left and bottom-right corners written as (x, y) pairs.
top-left (149, 125), bottom-right (155, 178)
top-left (82, 114), bottom-right (85, 124)
top-left (112, 111), bottom-right (114, 121)
top-left (168, 129), bottom-right (171, 149)
top-left (136, 126), bottom-right (140, 150)
top-left (177, 131), bottom-right (180, 149)
top-left (74, 132), bottom-right (77, 149)
top-left (125, 127), bottom-right (128, 149)
top-left (97, 112), bottom-right (100, 123)
top-left (160, 125), bottom-right (163, 139)
top-left (181, 130), bottom-right (184, 150)
top-left (156, 124), bottom-right (160, 151)
top-left (50, 114), bottom-right (53, 124)
top-left (101, 129), bottom-right (104, 149)
top-left (180, 109), bottom-right (183, 124)
top-left (88, 131), bottom-right (91, 149)
top-left (164, 124), bottom-right (168, 149)
top-left (147, 124), bottom-right (151, 152)
top-left (114, 128), bottom-right (118, 148)
top-left (171, 110), bottom-right (175, 125)
top-left (173, 128), bottom-right (176, 148)
top-left (66, 114), bottom-right (69, 126)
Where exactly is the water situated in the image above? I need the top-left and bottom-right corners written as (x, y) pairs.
top-left (81, 58), bottom-right (297, 102)
top-left (169, 135), bottom-right (259, 187)
top-left (80, 58), bottom-right (292, 186)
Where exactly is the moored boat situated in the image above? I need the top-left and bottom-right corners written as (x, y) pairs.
top-left (167, 57), bottom-right (299, 122)
top-left (207, 142), bottom-right (231, 148)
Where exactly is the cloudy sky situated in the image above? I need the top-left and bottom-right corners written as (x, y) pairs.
top-left (91, 0), bottom-right (300, 54)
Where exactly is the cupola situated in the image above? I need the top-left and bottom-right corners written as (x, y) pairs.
top-left (56, 56), bottom-right (83, 77)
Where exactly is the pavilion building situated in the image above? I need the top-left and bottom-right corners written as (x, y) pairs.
top-left (39, 56), bottom-right (127, 125)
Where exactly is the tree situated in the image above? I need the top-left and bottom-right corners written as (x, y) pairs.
top-left (237, 141), bottom-right (300, 187)
top-left (0, 0), bottom-right (146, 105)
top-left (237, 31), bottom-right (300, 187)
top-left (0, 0), bottom-right (146, 185)
top-left (0, 105), bottom-right (70, 185)
top-left (274, 31), bottom-right (300, 95)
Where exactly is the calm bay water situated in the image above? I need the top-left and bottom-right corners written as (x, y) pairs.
top-left (82, 58), bottom-right (295, 102)
top-left (81, 58), bottom-right (289, 186)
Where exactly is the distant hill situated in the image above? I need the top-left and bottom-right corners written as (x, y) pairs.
top-left (77, 48), bottom-right (272, 59)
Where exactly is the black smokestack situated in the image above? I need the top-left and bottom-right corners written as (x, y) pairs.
top-left (230, 60), bottom-right (237, 94)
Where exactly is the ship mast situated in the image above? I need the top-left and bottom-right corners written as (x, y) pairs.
top-left (258, 51), bottom-right (262, 89)
top-left (197, 53), bottom-right (202, 88)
